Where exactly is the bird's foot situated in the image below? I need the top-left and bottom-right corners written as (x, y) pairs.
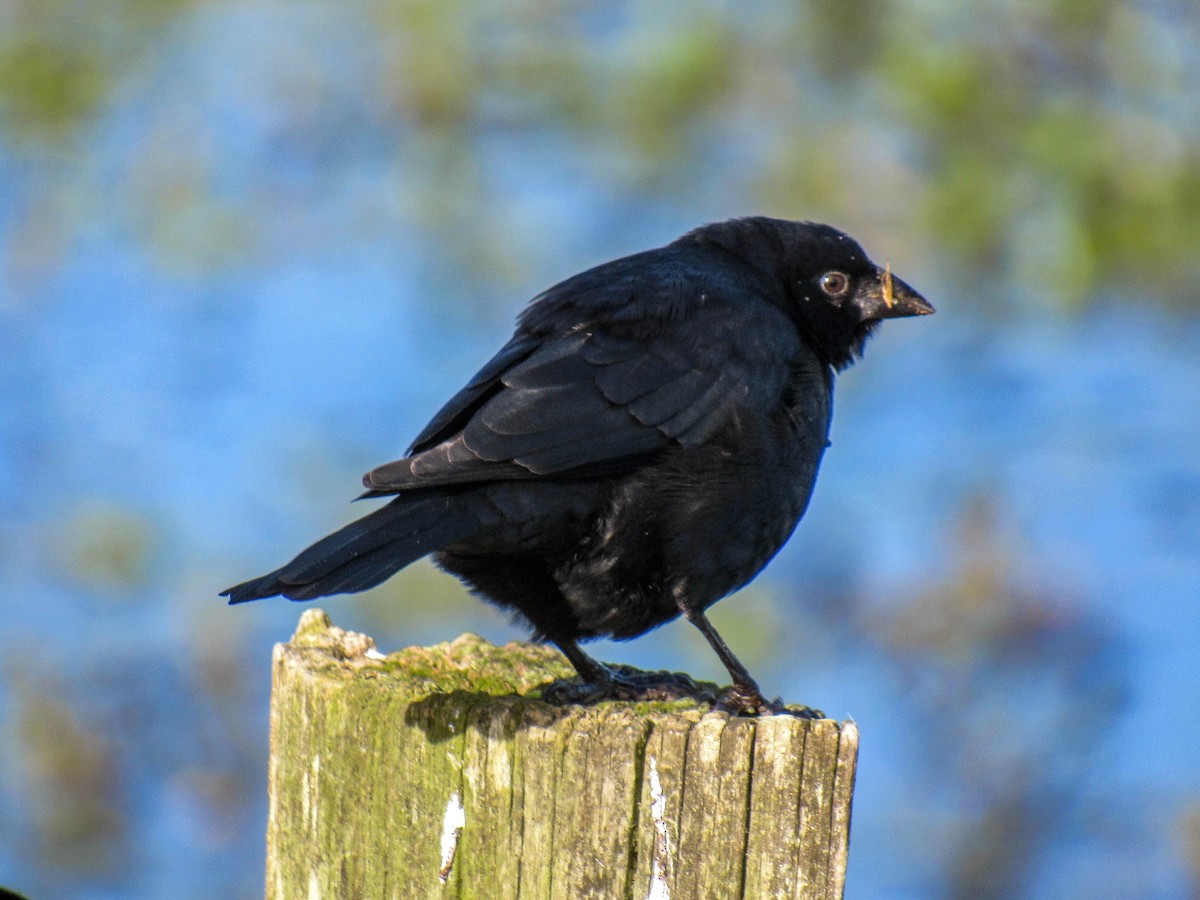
top-left (541, 664), bottom-right (718, 706)
top-left (540, 664), bottom-right (822, 718)
top-left (608, 667), bottom-right (718, 703)
top-left (541, 676), bottom-right (611, 705)
top-left (714, 683), bottom-right (825, 719)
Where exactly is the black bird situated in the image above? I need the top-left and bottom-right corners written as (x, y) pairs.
top-left (223, 217), bottom-right (933, 714)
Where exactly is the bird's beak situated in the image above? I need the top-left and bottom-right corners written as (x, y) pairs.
top-left (858, 262), bottom-right (934, 320)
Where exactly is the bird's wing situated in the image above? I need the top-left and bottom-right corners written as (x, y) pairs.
top-left (405, 334), bottom-right (542, 454)
top-left (362, 295), bottom-right (795, 494)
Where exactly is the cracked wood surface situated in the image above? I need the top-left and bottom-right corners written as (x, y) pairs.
top-left (267, 609), bottom-right (858, 899)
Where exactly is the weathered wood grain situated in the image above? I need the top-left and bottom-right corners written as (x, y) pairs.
top-left (267, 609), bottom-right (858, 899)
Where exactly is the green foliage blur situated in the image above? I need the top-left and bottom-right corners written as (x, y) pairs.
top-left (2, 0), bottom-right (1197, 308)
top-left (2, 2), bottom-right (1196, 896)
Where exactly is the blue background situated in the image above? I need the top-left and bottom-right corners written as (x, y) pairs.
top-left (1, 3), bottom-right (1198, 897)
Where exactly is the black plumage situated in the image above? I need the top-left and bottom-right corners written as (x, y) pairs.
top-left (223, 217), bottom-right (933, 713)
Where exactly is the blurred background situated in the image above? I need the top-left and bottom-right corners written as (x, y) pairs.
top-left (1, 1), bottom-right (1198, 897)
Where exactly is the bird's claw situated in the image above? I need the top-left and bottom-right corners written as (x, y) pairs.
top-left (541, 666), bottom-right (718, 706)
top-left (541, 678), bottom-right (612, 706)
top-left (714, 685), bottom-right (825, 719)
top-left (542, 668), bottom-right (822, 719)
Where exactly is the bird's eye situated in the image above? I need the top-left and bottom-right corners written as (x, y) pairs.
top-left (819, 271), bottom-right (850, 298)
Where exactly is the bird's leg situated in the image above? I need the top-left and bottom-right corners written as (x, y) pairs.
top-left (683, 609), bottom-right (822, 718)
top-left (541, 638), bottom-right (715, 706)
top-left (682, 608), bottom-right (768, 713)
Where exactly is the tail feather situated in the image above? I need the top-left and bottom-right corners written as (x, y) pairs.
top-left (283, 540), bottom-right (419, 599)
top-left (221, 492), bottom-right (486, 604)
top-left (275, 493), bottom-right (454, 584)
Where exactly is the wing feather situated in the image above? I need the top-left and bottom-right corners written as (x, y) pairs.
top-left (407, 335), bottom-right (540, 453)
top-left (363, 276), bottom-right (799, 495)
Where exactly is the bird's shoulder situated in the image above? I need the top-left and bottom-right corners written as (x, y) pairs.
top-left (362, 243), bottom-right (816, 494)
top-left (409, 245), bottom-right (801, 451)
top-left (516, 242), bottom-right (784, 340)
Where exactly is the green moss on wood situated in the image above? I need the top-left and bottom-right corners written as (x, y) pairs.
top-left (267, 609), bottom-right (858, 899)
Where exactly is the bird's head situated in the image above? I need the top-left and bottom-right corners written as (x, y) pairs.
top-left (684, 217), bottom-right (934, 370)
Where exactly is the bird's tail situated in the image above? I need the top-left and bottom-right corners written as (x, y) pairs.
top-left (221, 491), bottom-right (483, 604)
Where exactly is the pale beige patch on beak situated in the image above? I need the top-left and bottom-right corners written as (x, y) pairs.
top-left (882, 261), bottom-right (894, 308)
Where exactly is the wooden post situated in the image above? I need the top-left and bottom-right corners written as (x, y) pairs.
top-left (267, 609), bottom-right (859, 899)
